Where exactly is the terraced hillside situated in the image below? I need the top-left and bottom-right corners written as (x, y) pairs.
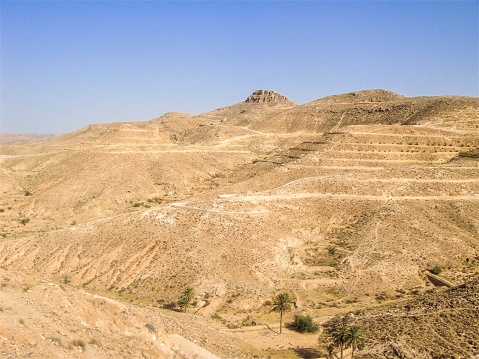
top-left (0, 89), bottom-right (478, 358)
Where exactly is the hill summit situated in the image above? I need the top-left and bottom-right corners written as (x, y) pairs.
top-left (245, 89), bottom-right (290, 103)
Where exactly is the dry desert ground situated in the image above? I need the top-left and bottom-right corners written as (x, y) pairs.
top-left (1, 89), bottom-right (478, 358)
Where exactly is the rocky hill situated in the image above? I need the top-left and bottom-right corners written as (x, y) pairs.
top-left (245, 89), bottom-right (294, 104)
top-left (323, 276), bottom-right (479, 358)
top-left (0, 89), bottom-right (478, 358)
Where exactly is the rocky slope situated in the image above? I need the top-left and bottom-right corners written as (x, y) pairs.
top-left (323, 276), bottom-right (479, 358)
top-left (0, 268), bottom-right (252, 359)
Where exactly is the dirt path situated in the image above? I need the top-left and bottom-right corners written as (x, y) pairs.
top-left (274, 176), bottom-right (478, 190)
top-left (168, 191), bottom-right (479, 218)
top-left (329, 113), bottom-right (345, 132)
top-left (96, 149), bottom-right (252, 154)
top-left (170, 202), bottom-right (269, 215)
top-left (322, 149), bottom-right (456, 155)
top-left (319, 157), bottom-right (454, 164)
top-left (325, 142), bottom-right (469, 149)
top-left (224, 193), bottom-right (479, 202)
top-left (288, 165), bottom-right (386, 170)
top-left (347, 131), bottom-right (469, 138)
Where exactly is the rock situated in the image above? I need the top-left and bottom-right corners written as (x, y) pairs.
top-left (245, 90), bottom-right (290, 103)
top-left (197, 300), bottom-right (206, 308)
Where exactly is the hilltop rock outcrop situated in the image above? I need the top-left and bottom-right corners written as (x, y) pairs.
top-left (245, 89), bottom-right (291, 103)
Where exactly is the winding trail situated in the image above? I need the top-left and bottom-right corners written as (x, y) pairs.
top-left (170, 202), bottom-right (269, 216)
top-left (329, 113), bottom-right (345, 132)
top-left (221, 193), bottom-right (479, 202)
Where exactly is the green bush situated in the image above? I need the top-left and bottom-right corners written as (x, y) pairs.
top-left (293, 314), bottom-right (319, 333)
top-left (431, 265), bottom-right (442, 275)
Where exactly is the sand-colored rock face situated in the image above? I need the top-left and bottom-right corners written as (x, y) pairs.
top-left (0, 89), bottom-right (478, 358)
top-left (245, 89), bottom-right (292, 103)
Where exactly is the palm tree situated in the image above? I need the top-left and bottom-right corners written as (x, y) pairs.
top-left (326, 343), bottom-right (335, 359)
top-left (330, 321), bottom-right (350, 359)
top-left (271, 292), bottom-right (292, 334)
top-left (346, 325), bottom-right (365, 359)
top-left (177, 287), bottom-right (195, 312)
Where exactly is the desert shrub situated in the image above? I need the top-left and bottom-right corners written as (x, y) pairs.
top-left (49, 336), bottom-right (74, 349)
top-left (145, 322), bottom-right (157, 335)
top-left (431, 265), bottom-right (443, 275)
top-left (24, 191), bottom-right (32, 196)
top-left (293, 314), bottom-right (319, 333)
top-left (375, 292), bottom-right (389, 302)
top-left (241, 315), bottom-right (256, 327)
top-left (20, 218), bottom-right (30, 226)
top-left (162, 301), bottom-right (177, 310)
top-left (459, 149), bottom-right (479, 158)
top-left (89, 337), bottom-right (101, 346)
top-left (327, 245), bottom-right (336, 256)
top-left (71, 339), bottom-right (86, 350)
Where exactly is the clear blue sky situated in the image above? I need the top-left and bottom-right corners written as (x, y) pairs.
top-left (1, 1), bottom-right (478, 134)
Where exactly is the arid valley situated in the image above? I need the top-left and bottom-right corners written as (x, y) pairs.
top-left (1, 89), bottom-right (478, 358)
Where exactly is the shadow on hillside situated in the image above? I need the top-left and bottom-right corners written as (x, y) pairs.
top-left (292, 346), bottom-right (323, 359)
